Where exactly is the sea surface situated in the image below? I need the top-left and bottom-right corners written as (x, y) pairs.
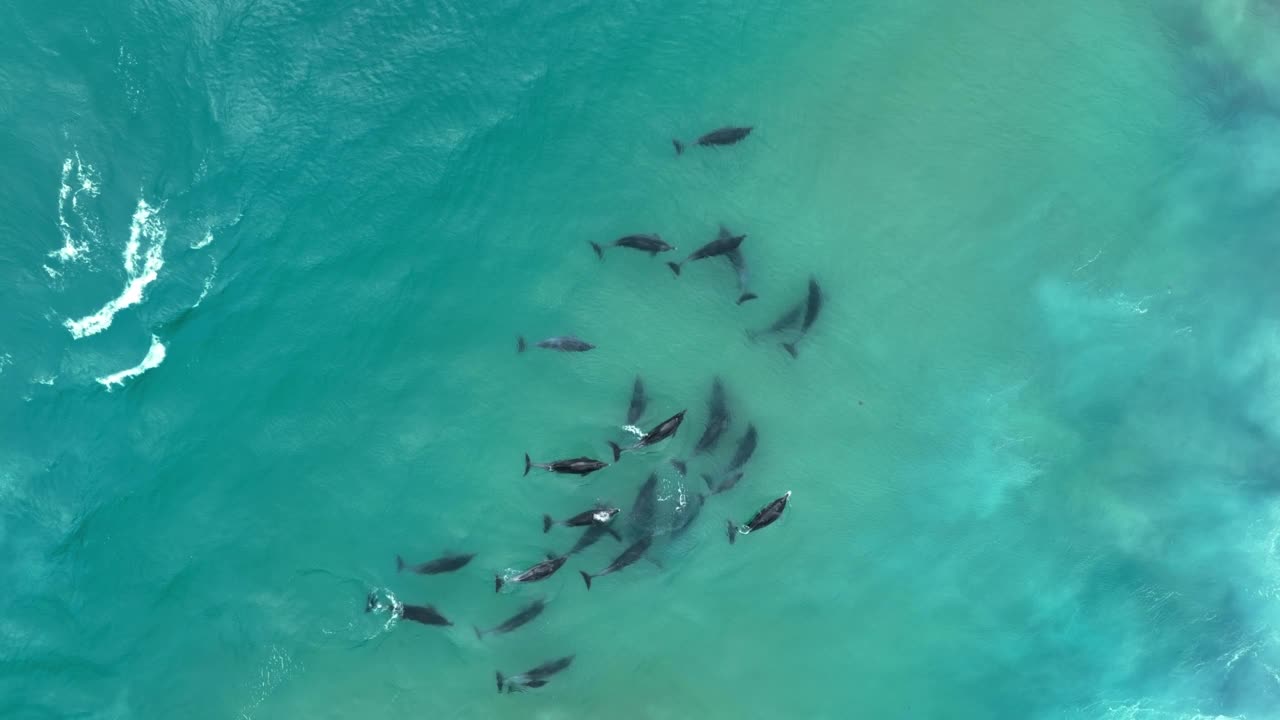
top-left (3, 1), bottom-right (1280, 718)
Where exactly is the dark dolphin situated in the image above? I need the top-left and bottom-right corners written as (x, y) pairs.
top-left (590, 234), bottom-right (673, 259)
top-left (626, 375), bottom-right (647, 426)
top-left (544, 506), bottom-right (620, 533)
top-left (495, 554), bottom-right (568, 592)
top-left (474, 598), bottom-right (546, 639)
top-left (566, 522), bottom-right (623, 555)
top-left (702, 470), bottom-right (744, 496)
top-left (782, 278), bottom-right (824, 357)
top-left (579, 535), bottom-right (654, 589)
top-left (524, 454), bottom-right (608, 477)
top-left (497, 655), bottom-right (575, 693)
top-left (607, 410), bottom-right (686, 461)
top-left (727, 491), bottom-right (791, 544)
top-left (517, 335), bottom-right (595, 353)
top-left (627, 472), bottom-right (659, 538)
top-left (396, 552), bottom-right (475, 575)
top-left (673, 126), bottom-right (753, 155)
top-left (399, 603), bottom-right (451, 627)
top-left (667, 232), bottom-right (745, 276)
top-left (725, 424), bottom-right (757, 474)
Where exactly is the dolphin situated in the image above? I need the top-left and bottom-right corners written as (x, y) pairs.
top-left (607, 410), bottom-right (686, 461)
top-left (667, 232), bottom-right (745, 276)
top-left (398, 603), bottom-right (451, 627)
top-left (497, 655), bottom-right (575, 693)
top-left (727, 491), bottom-right (791, 544)
top-left (748, 299), bottom-right (806, 341)
top-left (524, 454), bottom-right (608, 477)
top-left (396, 552), bottom-right (475, 575)
top-left (544, 506), bottom-right (620, 533)
top-left (670, 379), bottom-right (730, 472)
top-left (673, 126), bottom-right (753, 155)
top-left (724, 424), bottom-right (758, 474)
top-left (495, 554), bottom-right (568, 592)
top-left (518, 335), bottom-right (595, 353)
top-left (702, 470), bottom-right (744, 496)
top-left (782, 278), bottom-right (824, 357)
top-left (566, 522), bottom-right (623, 555)
top-left (590, 234), bottom-right (673, 259)
top-left (670, 491), bottom-right (707, 538)
top-left (579, 535), bottom-right (655, 589)
top-left (627, 472), bottom-right (659, 538)
top-left (474, 598), bottom-right (546, 639)
top-left (626, 375), bottom-right (647, 426)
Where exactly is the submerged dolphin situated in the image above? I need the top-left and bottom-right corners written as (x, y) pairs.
top-left (566, 522), bottom-right (623, 555)
top-left (396, 552), bottom-right (475, 575)
top-left (715, 225), bottom-right (758, 304)
top-left (626, 375), bottom-right (647, 426)
top-left (671, 378), bottom-right (730, 472)
top-left (725, 424), bottom-right (758, 474)
top-left (608, 410), bottom-right (686, 461)
top-left (579, 535), bottom-right (655, 589)
top-left (727, 491), bottom-right (791, 544)
top-left (667, 232), bottom-right (745, 276)
top-left (474, 598), bottom-right (546, 639)
top-left (627, 472), bottom-right (659, 538)
top-left (782, 278), bottom-right (824, 357)
top-left (497, 655), bottom-right (575, 693)
top-left (518, 335), bottom-right (595, 352)
top-left (673, 126), bottom-right (753, 155)
top-left (702, 470), bottom-right (744, 496)
top-left (590, 234), bottom-right (673, 259)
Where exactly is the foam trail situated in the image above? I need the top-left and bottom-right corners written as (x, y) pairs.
top-left (51, 152), bottom-right (100, 262)
top-left (193, 260), bottom-right (218, 309)
top-left (65, 199), bottom-right (165, 339)
top-left (97, 335), bottom-right (166, 390)
top-left (191, 228), bottom-right (215, 250)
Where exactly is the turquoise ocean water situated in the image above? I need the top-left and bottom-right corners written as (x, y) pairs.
top-left (3, 1), bottom-right (1280, 717)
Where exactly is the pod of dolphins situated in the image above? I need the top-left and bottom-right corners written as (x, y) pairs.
top-left (371, 126), bottom-right (825, 696)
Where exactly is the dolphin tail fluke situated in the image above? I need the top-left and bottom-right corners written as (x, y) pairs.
top-left (474, 626), bottom-right (484, 640)
top-left (496, 672), bottom-right (505, 693)
top-left (524, 453), bottom-right (532, 476)
top-left (782, 342), bottom-right (798, 358)
top-left (579, 570), bottom-right (593, 590)
top-left (666, 262), bottom-right (681, 277)
top-left (727, 520), bottom-right (737, 545)
top-left (737, 293), bottom-right (759, 305)
top-left (702, 473), bottom-right (716, 491)
top-left (542, 514), bottom-right (553, 533)
top-left (494, 576), bottom-right (504, 593)
top-left (517, 336), bottom-right (526, 353)
top-left (589, 241), bottom-right (604, 260)
top-left (607, 441), bottom-right (623, 462)
top-left (671, 459), bottom-right (687, 476)
top-left (672, 139), bottom-right (684, 155)
top-left (395, 554), bottom-right (405, 572)
top-left (606, 526), bottom-right (622, 541)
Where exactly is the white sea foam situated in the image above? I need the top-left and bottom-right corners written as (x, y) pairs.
top-left (191, 228), bottom-right (215, 250)
top-left (96, 335), bottom-right (165, 390)
top-left (193, 260), bottom-right (218, 308)
top-left (52, 152), bottom-right (101, 262)
top-left (64, 199), bottom-right (165, 339)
